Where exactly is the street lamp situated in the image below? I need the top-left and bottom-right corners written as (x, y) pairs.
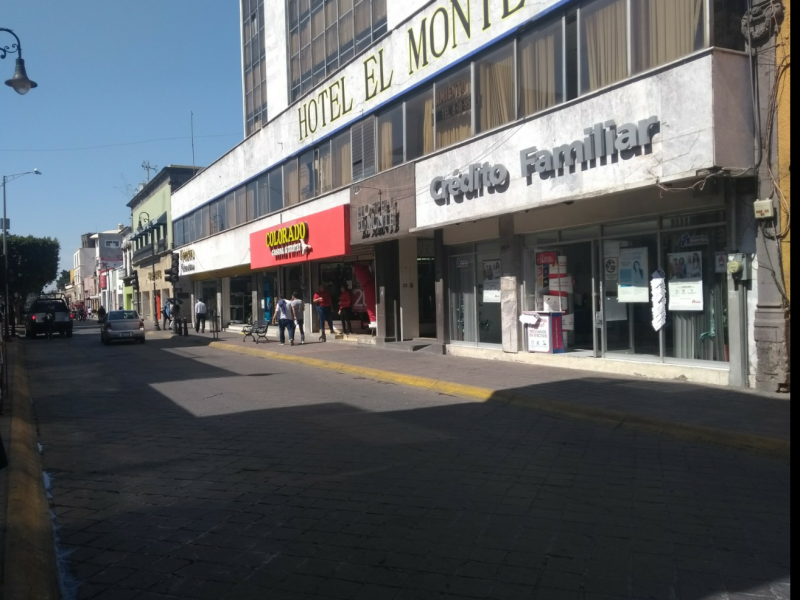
top-left (137, 212), bottom-right (161, 330)
top-left (1, 28), bottom-right (38, 95)
top-left (2, 169), bottom-right (41, 339)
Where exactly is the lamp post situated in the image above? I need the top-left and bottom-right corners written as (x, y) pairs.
top-left (1, 28), bottom-right (38, 95)
top-left (2, 169), bottom-right (41, 339)
top-left (137, 212), bottom-right (160, 330)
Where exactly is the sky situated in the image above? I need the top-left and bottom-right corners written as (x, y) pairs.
top-left (1, 2), bottom-right (244, 274)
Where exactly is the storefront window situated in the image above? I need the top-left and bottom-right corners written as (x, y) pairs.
top-left (377, 104), bottom-right (404, 172)
top-left (662, 225), bottom-right (728, 362)
top-left (518, 18), bottom-right (563, 118)
top-left (449, 253), bottom-right (476, 343)
top-left (631, 0), bottom-right (705, 75)
top-left (580, 0), bottom-right (627, 94)
top-left (406, 85), bottom-right (434, 161)
top-left (477, 42), bottom-right (515, 133)
top-left (435, 66), bottom-right (472, 149)
top-left (229, 275), bottom-right (253, 324)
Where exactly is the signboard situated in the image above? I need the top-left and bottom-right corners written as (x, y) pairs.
top-left (526, 313), bottom-right (564, 353)
top-left (179, 248), bottom-right (197, 276)
top-left (350, 164), bottom-right (415, 244)
top-left (604, 257), bottom-right (619, 281)
top-left (668, 251), bottom-right (704, 311)
top-left (618, 247), bottom-right (649, 302)
top-left (250, 205), bottom-right (350, 269)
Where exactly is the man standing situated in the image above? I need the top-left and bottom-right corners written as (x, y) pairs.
top-left (194, 297), bottom-right (207, 333)
top-left (162, 300), bottom-right (170, 331)
top-left (171, 301), bottom-right (182, 334)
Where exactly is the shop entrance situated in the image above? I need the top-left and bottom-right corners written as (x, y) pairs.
top-left (417, 238), bottom-right (436, 337)
top-left (229, 275), bottom-right (252, 324)
top-left (448, 242), bottom-right (502, 347)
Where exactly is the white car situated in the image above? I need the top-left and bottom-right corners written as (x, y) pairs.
top-left (100, 310), bottom-right (146, 344)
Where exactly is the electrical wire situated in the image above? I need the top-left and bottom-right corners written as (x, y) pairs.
top-left (0, 133), bottom-right (240, 153)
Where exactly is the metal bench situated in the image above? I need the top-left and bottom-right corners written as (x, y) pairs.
top-left (242, 321), bottom-right (270, 343)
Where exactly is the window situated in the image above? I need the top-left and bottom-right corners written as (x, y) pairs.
top-left (351, 116), bottom-right (376, 182)
top-left (317, 141), bottom-right (332, 194)
top-left (257, 173), bottom-right (270, 217)
top-left (269, 169), bottom-right (284, 212)
top-left (174, 219), bottom-right (184, 247)
top-left (519, 19), bottom-right (563, 117)
top-left (246, 181), bottom-right (257, 221)
top-left (406, 85), bottom-right (434, 160)
top-left (631, 0), bottom-right (705, 74)
top-left (580, 0), bottom-right (628, 94)
top-left (435, 66), bottom-right (472, 149)
top-left (235, 187), bottom-right (247, 225)
top-left (377, 104), bottom-right (403, 172)
top-left (200, 205), bottom-right (210, 239)
top-left (284, 158), bottom-right (299, 206)
top-left (104, 240), bottom-right (120, 248)
top-left (242, 0), bottom-right (268, 135)
top-left (331, 130), bottom-right (352, 188)
top-left (288, 0), bottom-right (386, 101)
top-left (299, 149), bottom-right (316, 201)
top-left (225, 192), bottom-right (236, 229)
top-left (194, 210), bottom-right (204, 241)
top-left (477, 42), bottom-right (515, 133)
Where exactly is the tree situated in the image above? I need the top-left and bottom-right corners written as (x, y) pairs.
top-left (1, 235), bottom-right (60, 302)
top-left (55, 269), bottom-right (71, 290)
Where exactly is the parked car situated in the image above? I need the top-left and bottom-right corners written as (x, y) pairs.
top-left (100, 310), bottom-right (146, 344)
top-left (24, 294), bottom-right (73, 338)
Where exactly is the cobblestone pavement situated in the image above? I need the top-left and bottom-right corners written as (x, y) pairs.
top-left (24, 324), bottom-right (790, 600)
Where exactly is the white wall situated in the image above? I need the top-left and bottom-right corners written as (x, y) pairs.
top-left (414, 52), bottom-right (753, 231)
top-left (264, 0), bottom-right (289, 123)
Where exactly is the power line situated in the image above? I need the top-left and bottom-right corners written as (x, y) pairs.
top-left (0, 133), bottom-right (240, 153)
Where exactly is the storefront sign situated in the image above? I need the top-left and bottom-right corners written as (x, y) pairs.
top-left (680, 233), bottom-right (709, 247)
top-left (356, 199), bottom-right (399, 239)
top-left (520, 117), bottom-right (659, 178)
top-left (455, 258), bottom-right (470, 268)
top-left (435, 78), bottom-right (471, 122)
top-left (99, 274), bottom-right (107, 289)
top-left (618, 247), bottom-right (649, 303)
top-left (179, 248), bottom-right (196, 275)
top-left (250, 205), bottom-right (350, 269)
top-left (430, 163), bottom-right (509, 205)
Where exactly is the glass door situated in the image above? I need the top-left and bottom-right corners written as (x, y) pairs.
top-left (476, 250), bottom-right (502, 345)
top-left (449, 254), bottom-right (476, 343)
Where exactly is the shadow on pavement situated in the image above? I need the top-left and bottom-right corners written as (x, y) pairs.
top-left (22, 329), bottom-right (790, 600)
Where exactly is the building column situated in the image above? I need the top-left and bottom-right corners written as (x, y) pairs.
top-left (499, 215), bottom-right (521, 353)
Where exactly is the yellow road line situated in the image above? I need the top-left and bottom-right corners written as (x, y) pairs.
top-left (208, 341), bottom-right (789, 459)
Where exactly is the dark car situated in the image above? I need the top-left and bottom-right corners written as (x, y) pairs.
top-left (24, 295), bottom-right (73, 338)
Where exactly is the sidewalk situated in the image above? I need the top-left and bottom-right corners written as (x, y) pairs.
top-left (153, 325), bottom-right (790, 455)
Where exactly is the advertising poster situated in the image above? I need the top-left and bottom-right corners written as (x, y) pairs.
top-left (482, 260), bottom-right (501, 302)
top-left (618, 247), bottom-right (649, 302)
top-left (604, 256), bottom-right (619, 281)
top-left (527, 315), bottom-right (551, 352)
top-left (715, 251), bottom-right (728, 273)
top-left (535, 251), bottom-right (558, 288)
top-left (668, 251), bottom-right (704, 311)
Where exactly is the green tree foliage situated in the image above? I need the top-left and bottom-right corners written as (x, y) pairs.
top-left (55, 269), bottom-right (71, 290)
top-left (1, 235), bottom-right (60, 299)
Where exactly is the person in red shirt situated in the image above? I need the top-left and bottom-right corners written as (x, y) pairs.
top-left (338, 285), bottom-right (353, 335)
top-left (312, 284), bottom-right (335, 341)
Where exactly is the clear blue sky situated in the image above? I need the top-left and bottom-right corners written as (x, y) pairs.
top-left (1, 2), bottom-right (244, 274)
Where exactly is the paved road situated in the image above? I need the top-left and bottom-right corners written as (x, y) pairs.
top-left (24, 322), bottom-right (790, 600)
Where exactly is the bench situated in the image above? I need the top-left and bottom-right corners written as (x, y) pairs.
top-left (242, 321), bottom-right (270, 343)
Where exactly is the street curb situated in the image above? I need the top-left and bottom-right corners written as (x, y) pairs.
top-left (3, 342), bottom-right (60, 600)
top-left (208, 341), bottom-right (790, 460)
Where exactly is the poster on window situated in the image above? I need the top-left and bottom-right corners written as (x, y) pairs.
top-left (618, 247), bottom-right (649, 302)
top-left (535, 251), bottom-right (558, 288)
top-left (667, 251), bottom-right (704, 311)
top-left (482, 260), bottom-right (501, 302)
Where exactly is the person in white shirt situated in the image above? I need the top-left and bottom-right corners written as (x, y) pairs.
top-left (194, 298), bottom-right (207, 333)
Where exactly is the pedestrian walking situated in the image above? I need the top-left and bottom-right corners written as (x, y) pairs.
top-left (161, 301), bottom-right (171, 331)
top-left (312, 284), bottom-right (335, 342)
top-left (290, 291), bottom-right (305, 344)
top-left (97, 305), bottom-right (106, 324)
top-left (194, 297), bottom-right (207, 333)
top-left (276, 297), bottom-right (295, 345)
top-left (338, 285), bottom-right (353, 335)
top-left (87, 306), bottom-right (93, 319)
top-left (171, 301), bottom-right (182, 333)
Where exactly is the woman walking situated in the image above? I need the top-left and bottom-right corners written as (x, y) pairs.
top-left (290, 291), bottom-right (305, 344)
top-left (312, 284), bottom-right (335, 342)
top-left (338, 285), bottom-right (353, 335)
top-left (276, 297), bottom-right (296, 346)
